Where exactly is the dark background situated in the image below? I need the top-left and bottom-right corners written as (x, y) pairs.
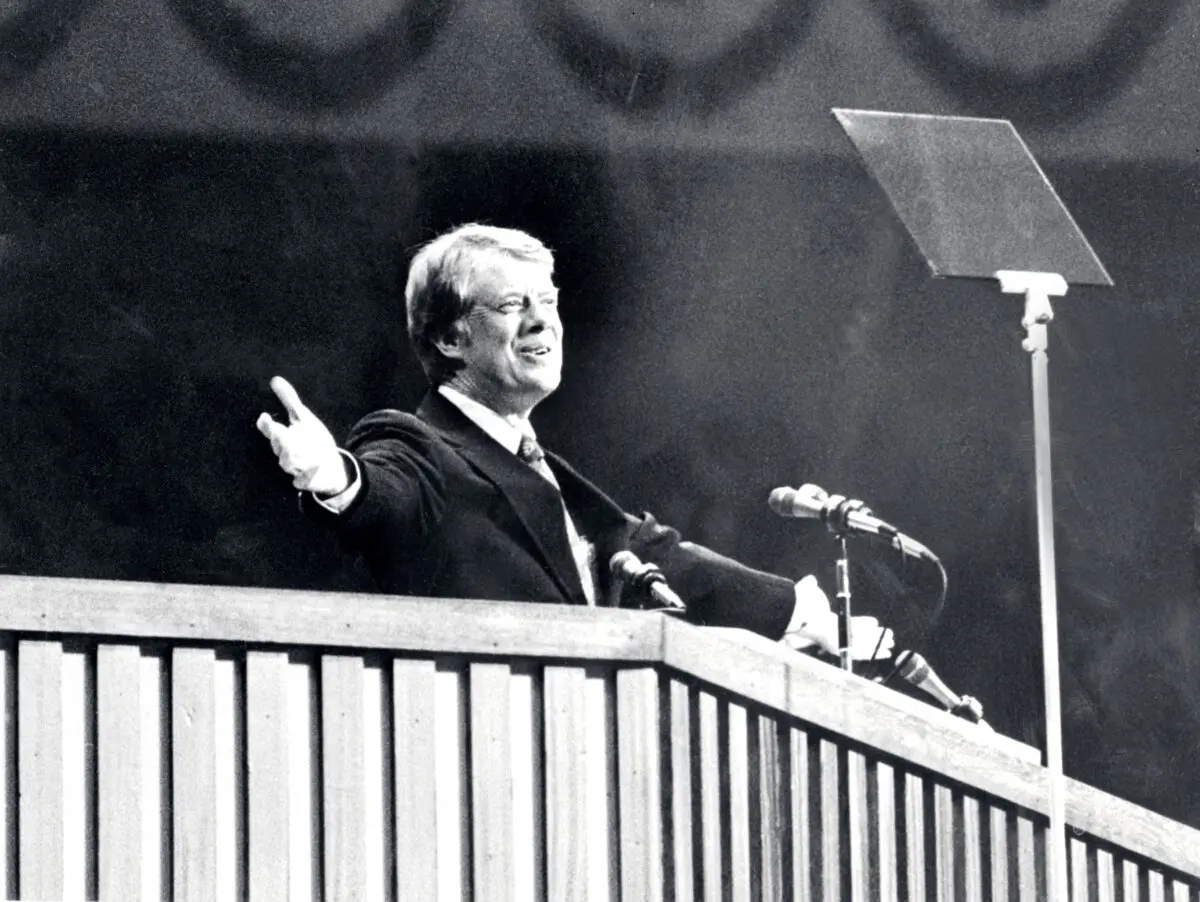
top-left (0, 0), bottom-right (1198, 828)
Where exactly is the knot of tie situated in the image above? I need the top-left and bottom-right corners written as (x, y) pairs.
top-left (517, 434), bottom-right (546, 466)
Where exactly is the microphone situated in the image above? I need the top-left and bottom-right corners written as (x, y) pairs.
top-left (894, 650), bottom-right (988, 726)
top-left (768, 484), bottom-right (935, 560)
top-left (609, 551), bottom-right (686, 611)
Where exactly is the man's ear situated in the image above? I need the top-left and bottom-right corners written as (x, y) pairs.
top-left (433, 322), bottom-right (469, 360)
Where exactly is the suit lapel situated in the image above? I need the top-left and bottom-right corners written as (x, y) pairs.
top-left (545, 451), bottom-right (637, 607)
top-left (417, 392), bottom-right (586, 603)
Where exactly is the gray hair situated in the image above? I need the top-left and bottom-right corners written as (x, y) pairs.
top-left (405, 224), bottom-right (555, 384)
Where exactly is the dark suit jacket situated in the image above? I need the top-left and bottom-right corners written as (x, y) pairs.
top-left (303, 391), bottom-right (796, 639)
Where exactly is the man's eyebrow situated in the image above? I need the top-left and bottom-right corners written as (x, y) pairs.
top-left (497, 288), bottom-right (558, 300)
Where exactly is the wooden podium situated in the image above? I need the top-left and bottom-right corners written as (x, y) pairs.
top-left (0, 575), bottom-right (1195, 900)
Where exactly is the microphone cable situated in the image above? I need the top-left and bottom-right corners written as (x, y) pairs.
top-left (867, 542), bottom-right (949, 688)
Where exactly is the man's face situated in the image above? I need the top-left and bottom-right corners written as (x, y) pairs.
top-left (447, 253), bottom-right (563, 415)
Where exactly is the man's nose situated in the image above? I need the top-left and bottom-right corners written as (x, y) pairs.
top-left (523, 302), bottom-right (556, 330)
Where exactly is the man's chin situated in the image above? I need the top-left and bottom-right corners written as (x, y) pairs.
top-left (535, 377), bottom-right (562, 397)
top-left (523, 373), bottom-right (562, 401)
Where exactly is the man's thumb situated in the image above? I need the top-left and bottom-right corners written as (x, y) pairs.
top-left (255, 412), bottom-right (278, 439)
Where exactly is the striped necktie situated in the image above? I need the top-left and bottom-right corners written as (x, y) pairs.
top-left (517, 434), bottom-right (556, 484)
top-left (516, 433), bottom-right (597, 605)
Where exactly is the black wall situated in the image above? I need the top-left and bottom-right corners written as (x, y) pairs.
top-left (1, 129), bottom-right (1198, 825)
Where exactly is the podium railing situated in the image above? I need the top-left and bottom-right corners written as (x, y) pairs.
top-left (0, 574), bottom-right (1195, 901)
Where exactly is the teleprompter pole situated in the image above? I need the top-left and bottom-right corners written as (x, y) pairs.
top-left (997, 269), bottom-right (1069, 902)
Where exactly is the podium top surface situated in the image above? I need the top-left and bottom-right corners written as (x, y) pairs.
top-left (834, 109), bottom-right (1112, 287)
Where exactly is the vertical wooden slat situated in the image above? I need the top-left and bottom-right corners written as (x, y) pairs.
top-left (287, 655), bottom-right (319, 902)
top-left (394, 658), bottom-right (439, 902)
top-left (1016, 813), bottom-right (1038, 902)
top-left (699, 691), bottom-right (723, 902)
top-left (173, 646), bottom-right (218, 902)
top-left (1148, 870), bottom-right (1165, 902)
top-left (789, 727), bottom-right (810, 902)
top-left (471, 661), bottom-right (514, 902)
top-left (820, 738), bottom-right (841, 902)
top-left (1122, 859), bottom-right (1141, 902)
top-left (585, 669), bottom-right (617, 902)
top-left (933, 784), bottom-right (954, 902)
top-left (616, 667), bottom-right (663, 902)
top-left (508, 664), bottom-right (541, 902)
top-left (434, 664), bottom-right (469, 902)
top-left (544, 666), bottom-right (587, 902)
top-left (669, 680), bottom-right (695, 902)
top-left (19, 639), bottom-right (63, 900)
top-left (362, 662), bottom-right (392, 902)
top-left (962, 794), bottom-right (983, 902)
top-left (62, 646), bottom-right (93, 899)
top-left (323, 654), bottom-right (367, 902)
top-left (727, 702), bottom-right (752, 902)
top-left (214, 655), bottom-right (243, 902)
top-left (1094, 849), bottom-right (1114, 902)
top-left (758, 717), bottom-right (783, 902)
top-left (143, 651), bottom-right (170, 901)
top-left (847, 750), bottom-right (868, 902)
top-left (1071, 837), bottom-right (1089, 902)
top-left (98, 644), bottom-right (143, 900)
top-left (875, 762), bottom-right (898, 902)
top-left (989, 806), bottom-right (1009, 902)
top-left (0, 636), bottom-right (13, 902)
top-left (247, 651), bottom-right (289, 902)
top-left (904, 773), bottom-right (926, 902)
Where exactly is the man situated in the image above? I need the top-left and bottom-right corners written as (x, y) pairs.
top-left (257, 223), bottom-right (891, 655)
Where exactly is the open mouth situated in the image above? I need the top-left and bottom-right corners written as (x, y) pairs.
top-left (518, 346), bottom-right (553, 357)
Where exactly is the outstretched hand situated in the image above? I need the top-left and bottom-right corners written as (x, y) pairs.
top-left (256, 376), bottom-right (348, 495)
top-left (784, 575), bottom-right (895, 661)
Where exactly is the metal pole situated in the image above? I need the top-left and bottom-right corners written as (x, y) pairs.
top-left (835, 536), bottom-right (852, 672)
top-left (1001, 270), bottom-right (1070, 902)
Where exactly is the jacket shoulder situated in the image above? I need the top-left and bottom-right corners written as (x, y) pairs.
top-left (345, 409), bottom-right (437, 450)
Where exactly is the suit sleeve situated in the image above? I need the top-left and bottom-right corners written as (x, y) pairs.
top-left (625, 512), bottom-right (796, 640)
top-left (300, 411), bottom-right (446, 552)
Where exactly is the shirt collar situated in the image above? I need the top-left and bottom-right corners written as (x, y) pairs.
top-left (437, 384), bottom-right (533, 455)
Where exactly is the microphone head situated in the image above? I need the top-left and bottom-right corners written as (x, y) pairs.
top-left (609, 550), bottom-right (639, 577)
top-left (767, 487), bottom-right (792, 515)
top-left (895, 650), bottom-right (926, 683)
top-left (767, 487), bottom-right (794, 516)
top-left (894, 651), bottom-right (960, 711)
top-left (768, 484), bottom-right (827, 519)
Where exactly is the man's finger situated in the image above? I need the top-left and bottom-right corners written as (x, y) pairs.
top-left (269, 376), bottom-right (308, 423)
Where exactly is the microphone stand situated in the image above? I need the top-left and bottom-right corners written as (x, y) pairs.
top-left (834, 535), bottom-right (853, 673)
top-left (824, 496), bottom-right (868, 674)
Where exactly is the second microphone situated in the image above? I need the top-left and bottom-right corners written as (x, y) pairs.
top-left (610, 551), bottom-right (686, 611)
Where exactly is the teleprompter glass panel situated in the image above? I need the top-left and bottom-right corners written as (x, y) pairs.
top-left (833, 109), bottom-right (1112, 287)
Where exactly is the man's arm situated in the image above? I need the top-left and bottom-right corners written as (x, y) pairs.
top-left (627, 515), bottom-right (893, 657)
top-left (257, 378), bottom-right (445, 544)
